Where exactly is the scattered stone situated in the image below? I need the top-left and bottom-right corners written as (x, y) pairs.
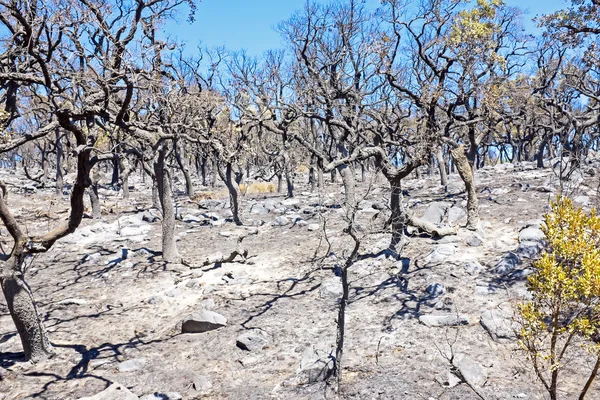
top-left (464, 261), bottom-right (483, 276)
top-left (236, 330), bottom-right (271, 351)
top-left (307, 223), bottom-right (320, 232)
top-left (142, 209), bottom-right (161, 223)
top-left (193, 375), bottom-right (213, 395)
top-left (426, 283), bottom-right (446, 298)
top-left (424, 244), bottom-right (456, 264)
top-left (480, 309), bottom-right (518, 342)
top-left (435, 370), bottom-right (461, 388)
top-left (140, 393), bottom-right (182, 400)
top-left (519, 227), bottom-right (545, 243)
top-left (272, 216), bottom-right (290, 226)
top-left (447, 207), bottom-right (467, 226)
top-left (182, 214), bottom-right (203, 223)
top-left (78, 383), bottom-right (139, 400)
top-left (419, 314), bottom-right (469, 327)
top-left (494, 252), bottom-right (520, 275)
top-left (147, 295), bottom-right (163, 305)
top-left (118, 358), bottom-right (147, 373)
top-left (295, 345), bottom-right (335, 384)
top-left (517, 241), bottom-right (543, 259)
top-left (181, 310), bottom-right (227, 333)
top-left (466, 234), bottom-right (483, 247)
top-left (422, 202), bottom-right (451, 226)
top-left (185, 279), bottom-right (203, 289)
top-left (454, 354), bottom-right (487, 388)
top-left (56, 298), bottom-right (88, 306)
top-left (319, 277), bottom-right (343, 299)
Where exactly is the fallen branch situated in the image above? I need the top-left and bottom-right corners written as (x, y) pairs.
top-left (192, 228), bottom-right (259, 268)
top-left (406, 214), bottom-right (457, 237)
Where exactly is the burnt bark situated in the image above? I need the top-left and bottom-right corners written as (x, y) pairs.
top-left (154, 143), bottom-right (180, 263)
top-left (451, 145), bottom-right (479, 230)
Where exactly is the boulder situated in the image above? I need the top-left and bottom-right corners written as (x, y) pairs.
top-left (494, 252), bottom-right (520, 275)
top-left (426, 283), bottom-right (446, 298)
top-left (182, 310), bottom-right (227, 333)
top-left (519, 227), bottom-right (545, 243)
top-left (271, 216), bottom-right (290, 226)
top-left (455, 354), bottom-right (487, 388)
top-left (78, 383), bottom-right (139, 400)
top-left (419, 314), bottom-right (469, 327)
top-left (118, 358), bottom-right (147, 373)
top-left (423, 244), bottom-right (456, 264)
top-left (422, 202), bottom-right (451, 226)
top-left (193, 375), bottom-right (213, 395)
top-left (447, 207), bottom-right (467, 226)
top-left (319, 277), bottom-right (343, 299)
top-left (297, 345), bottom-right (335, 384)
top-left (141, 210), bottom-right (161, 223)
top-left (236, 330), bottom-right (271, 351)
top-left (480, 309), bottom-right (518, 342)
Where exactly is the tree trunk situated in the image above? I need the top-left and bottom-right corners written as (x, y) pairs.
top-left (1, 255), bottom-right (53, 362)
top-left (218, 162), bottom-right (243, 226)
top-left (451, 145), bottom-right (479, 230)
top-left (119, 156), bottom-right (132, 200)
top-left (211, 158), bottom-right (217, 188)
top-left (435, 147), bottom-right (448, 187)
top-left (283, 153), bottom-right (294, 198)
top-left (389, 178), bottom-right (407, 255)
top-left (55, 129), bottom-right (63, 196)
top-left (174, 140), bottom-right (194, 198)
top-left (537, 137), bottom-right (548, 169)
top-left (309, 166), bottom-right (316, 192)
top-left (88, 170), bottom-right (101, 219)
top-left (338, 163), bottom-right (356, 212)
top-left (110, 158), bottom-right (119, 187)
top-left (154, 143), bottom-right (180, 263)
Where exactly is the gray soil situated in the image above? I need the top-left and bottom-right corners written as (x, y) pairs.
top-left (1, 162), bottom-right (599, 399)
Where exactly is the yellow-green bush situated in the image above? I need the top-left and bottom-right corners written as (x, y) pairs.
top-left (519, 197), bottom-right (600, 400)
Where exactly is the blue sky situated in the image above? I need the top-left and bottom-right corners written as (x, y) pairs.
top-left (165, 0), bottom-right (570, 56)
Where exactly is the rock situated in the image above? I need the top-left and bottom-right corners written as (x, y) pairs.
top-left (56, 298), bottom-right (88, 306)
top-left (494, 252), bottom-right (520, 275)
top-left (250, 204), bottom-right (269, 215)
top-left (426, 283), bottom-right (446, 298)
top-left (447, 207), bottom-right (467, 226)
top-left (319, 277), bottom-right (343, 299)
top-left (435, 370), bottom-right (461, 388)
top-left (422, 202), bottom-right (451, 226)
top-left (419, 314), bottom-right (469, 327)
top-left (519, 227), bottom-right (545, 243)
top-left (464, 261), bottom-right (483, 275)
top-left (140, 393), bottom-right (182, 400)
top-left (574, 195), bottom-right (590, 205)
top-left (181, 310), bottom-right (227, 333)
top-left (517, 241), bottom-right (543, 259)
top-left (78, 383), bottom-right (139, 400)
top-left (182, 214), bottom-right (203, 223)
top-left (142, 209), bottom-right (161, 223)
top-left (466, 234), bottom-right (483, 247)
top-left (198, 199), bottom-right (223, 209)
top-left (455, 354), bottom-right (487, 388)
top-left (296, 345), bottom-right (335, 384)
top-left (272, 216), bottom-right (290, 226)
top-left (281, 198), bottom-right (301, 209)
top-left (236, 330), bottom-right (271, 351)
top-left (209, 219), bottom-right (225, 227)
top-left (193, 375), bottom-right (213, 395)
top-left (185, 279), bottom-right (203, 289)
top-left (307, 223), bottom-right (320, 232)
top-left (424, 244), bottom-right (456, 264)
top-left (118, 358), bottom-right (147, 372)
top-left (147, 295), bottom-right (163, 305)
top-left (480, 309), bottom-right (518, 342)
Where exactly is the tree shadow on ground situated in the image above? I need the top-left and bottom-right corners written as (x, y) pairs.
top-left (20, 333), bottom-right (178, 398)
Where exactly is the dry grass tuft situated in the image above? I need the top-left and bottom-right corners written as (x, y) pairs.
top-left (240, 182), bottom-right (277, 195)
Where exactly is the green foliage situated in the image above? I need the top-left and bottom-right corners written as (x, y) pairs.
top-left (519, 197), bottom-right (600, 399)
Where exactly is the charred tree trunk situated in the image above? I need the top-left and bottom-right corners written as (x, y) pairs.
top-left (174, 140), bottom-right (194, 198)
top-left (389, 178), bottom-right (407, 255)
top-left (55, 129), bottom-right (63, 196)
top-left (435, 147), bottom-right (448, 187)
top-left (1, 253), bottom-right (53, 362)
top-left (283, 153), bottom-right (294, 198)
top-left (338, 163), bottom-right (356, 212)
top-left (218, 162), bottom-right (243, 226)
top-left (451, 145), bottom-right (479, 230)
top-left (119, 156), bottom-right (132, 200)
top-left (88, 169), bottom-right (101, 219)
top-left (154, 143), bottom-right (180, 263)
